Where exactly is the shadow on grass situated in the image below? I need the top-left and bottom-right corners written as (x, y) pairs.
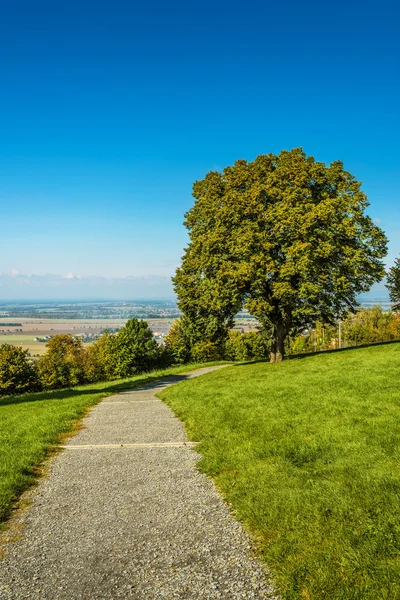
top-left (233, 339), bottom-right (400, 368)
top-left (287, 338), bottom-right (400, 361)
top-left (0, 373), bottom-right (195, 408)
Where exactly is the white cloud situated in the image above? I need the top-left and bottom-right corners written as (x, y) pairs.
top-left (62, 272), bottom-right (84, 280)
top-left (11, 268), bottom-right (21, 277)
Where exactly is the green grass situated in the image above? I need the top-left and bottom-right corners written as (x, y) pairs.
top-left (159, 344), bottom-right (400, 600)
top-left (0, 362), bottom-right (225, 525)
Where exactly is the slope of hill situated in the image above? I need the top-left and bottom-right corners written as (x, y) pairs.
top-left (160, 343), bottom-right (400, 600)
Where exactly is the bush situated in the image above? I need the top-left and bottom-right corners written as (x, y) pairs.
top-left (225, 330), bottom-right (270, 361)
top-left (191, 341), bottom-right (224, 362)
top-left (164, 318), bottom-right (192, 364)
top-left (108, 318), bottom-right (161, 377)
top-left (343, 306), bottom-right (398, 345)
top-left (36, 335), bottom-right (87, 389)
top-left (290, 334), bottom-right (313, 355)
top-left (85, 332), bottom-right (115, 382)
top-left (0, 344), bottom-right (38, 396)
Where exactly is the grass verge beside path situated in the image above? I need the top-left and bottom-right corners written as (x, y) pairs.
top-left (159, 344), bottom-right (400, 600)
top-left (0, 362), bottom-right (225, 526)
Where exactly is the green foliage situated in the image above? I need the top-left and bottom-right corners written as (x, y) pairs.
top-left (108, 318), bottom-right (161, 377)
top-left (165, 319), bottom-right (271, 363)
top-left (191, 340), bottom-right (224, 362)
top-left (36, 334), bottom-right (87, 389)
top-left (342, 305), bottom-right (399, 344)
top-left (290, 334), bottom-right (313, 354)
top-left (290, 308), bottom-right (400, 354)
top-left (174, 148), bottom-right (387, 361)
top-left (160, 343), bottom-right (400, 600)
top-left (225, 330), bottom-right (270, 361)
top-left (0, 344), bottom-right (38, 396)
top-left (387, 257), bottom-right (400, 312)
top-left (164, 317), bottom-right (192, 363)
top-left (85, 331), bottom-right (115, 382)
top-left (290, 322), bottom-right (339, 353)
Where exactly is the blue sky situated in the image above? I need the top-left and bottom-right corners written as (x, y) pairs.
top-left (0, 0), bottom-right (399, 298)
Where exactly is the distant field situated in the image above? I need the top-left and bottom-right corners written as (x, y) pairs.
top-left (0, 317), bottom-right (177, 355)
top-left (161, 344), bottom-right (400, 600)
top-left (0, 315), bottom-right (257, 355)
top-left (0, 335), bottom-right (48, 355)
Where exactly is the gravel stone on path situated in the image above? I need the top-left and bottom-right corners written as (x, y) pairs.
top-left (0, 366), bottom-right (278, 599)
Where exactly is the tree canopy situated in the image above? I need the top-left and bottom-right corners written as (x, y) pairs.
top-left (387, 257), bottom-right (400, 312)
top-left (173, 148), bottom-right (388, 361)
top-left (109, 318), bottom-right (161, 377)
top-left (0, 344), bottom-right (37, 396)
top-left (36, 334), bottom-right (87, 389)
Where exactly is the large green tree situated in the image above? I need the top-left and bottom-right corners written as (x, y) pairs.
top-left (386, 257), bottom-right (400, 312)
top-left (173, 148), bottom-right (387, 361)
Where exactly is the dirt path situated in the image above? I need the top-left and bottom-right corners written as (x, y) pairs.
top-left (0, 366), bottom-right (277, 599)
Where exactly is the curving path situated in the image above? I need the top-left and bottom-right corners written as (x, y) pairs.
top-left (0, 366), bottom-right (277, 599)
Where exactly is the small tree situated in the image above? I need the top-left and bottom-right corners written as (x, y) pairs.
top-left (36, 335), bottom-right (87, 389)
top-left (174, 148), bottom-right (387, 361)
top-left (109, 318), bottom-right (160, 378)
top-left (85, 331), bottom-right (115, 382)
top-left (191, 340), bottom-right (223, 362)
top-left (343, 306), bottom-right (396, 344)
top-left (225, 331), bottom-right (270, 361)
top-left (165, 318), bottom-right (193, 364)
top-left (387, 258), bottom-right (400, 312)
top-left (0, 344), bottom-right (38, 396)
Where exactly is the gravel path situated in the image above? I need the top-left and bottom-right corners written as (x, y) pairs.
top-left (0, 366), bottom-right (277, 599)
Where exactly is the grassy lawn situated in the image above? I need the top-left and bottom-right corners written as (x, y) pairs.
top-left (159, 344), bottom-right (400, 600)
top-left (0, 362), bottom-right (224, 525)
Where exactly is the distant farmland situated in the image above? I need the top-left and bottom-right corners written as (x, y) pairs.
top-left (0, 317), bottom-right (176, 355)
top-left (0, 334), bottom-right (49, 356)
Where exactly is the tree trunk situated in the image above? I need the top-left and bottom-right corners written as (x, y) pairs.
top-left (270, 335), bottom-right (277, 363)
top-left (276, 322), bottom-right (285, 362)
top-left (270, 323), bottom-right (286, 362)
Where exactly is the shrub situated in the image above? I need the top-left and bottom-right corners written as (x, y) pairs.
top-left (164, 318), bottom-right (192, 364)
top-left (108, 318), bottom-right (161, 377)
top-left (85, 331), bottom-right (115, 382)
top-left (343, 306), bottom-right (397, 345)
top-left (0, 344), bottom-right (38, 396)
top-left (225, 330), bottom-right (270, 361)
top-left (36, 335), bottom-right (87, 389)
top-left (191, 341), bottom-right (224, 362)
top-left (290, 334), bottom-right (313, 354)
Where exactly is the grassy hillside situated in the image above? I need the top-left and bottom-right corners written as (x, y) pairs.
top-left (0, 362), bottom-right (224, 525)
top-left (160, 344), bottom-right (400, 600)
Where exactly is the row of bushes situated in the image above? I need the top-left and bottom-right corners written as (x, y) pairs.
top-left (166, 307), bottom-right (400, 363)
top-left (164, 317), bottom-right (271, 364)
top-left (0, 318), bottom-right (270, 396)
top-left (0, 319), bottom-right (167, 396)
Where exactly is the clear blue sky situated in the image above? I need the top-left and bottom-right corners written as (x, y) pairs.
top-left (0, 0), bottom-right (399, 298)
